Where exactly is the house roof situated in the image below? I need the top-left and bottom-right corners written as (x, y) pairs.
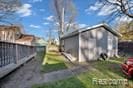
top-left (35, 37), bottom-right (47, 46)
top-left (61, 23), bottom-right (122, 39)
top-left (0, 25), bottom-right (23, 32)
top-left (16, 34), bottom-right (35, 43)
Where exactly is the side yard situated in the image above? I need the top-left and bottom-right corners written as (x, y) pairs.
top-left (33, 52), bottom-right (133, 88)
top-left (1, 48), bottom-right (133, 88)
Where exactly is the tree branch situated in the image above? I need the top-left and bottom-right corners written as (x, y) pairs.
top-left (101, 0), bottom-right (133, 18)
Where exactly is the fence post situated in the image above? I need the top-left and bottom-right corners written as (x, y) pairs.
top-left (0, 42), bottom-right (3, 67)
top-left (14, 44), bottom-right (18, 64)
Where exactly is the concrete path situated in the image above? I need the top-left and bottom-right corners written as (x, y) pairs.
top-left (43, 65), bottom-right (92, 83)
top-left (43, 69), bottom-right (72, 83)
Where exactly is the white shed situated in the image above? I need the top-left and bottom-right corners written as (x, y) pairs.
top-left (61, 23), bottom-right (121, 62)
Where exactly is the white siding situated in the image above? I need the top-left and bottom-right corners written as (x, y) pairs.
top-left (80, 31), bottom-right (90, 61)
top-left (80, 27), bottom-right (118, 61)
top-left (80, 29), bottom-right (98, 61)
top-left (96, 28), bottom-right (108, 57)
top-left (107, 32), bottom-right (118, 57)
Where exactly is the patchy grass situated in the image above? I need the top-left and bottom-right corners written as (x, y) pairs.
top-left (33, 57), bottom-right (133, 88)
top-left (41, 51), bottom-right (67, 73)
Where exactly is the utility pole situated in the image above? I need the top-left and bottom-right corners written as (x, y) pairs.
top-left (59, 7), bottom-right (65, 51)
top-left (61, 7), bottom-right (64, 35)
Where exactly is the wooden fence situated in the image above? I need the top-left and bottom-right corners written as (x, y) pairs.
top-left (0, 41), bottom-right (36, 78)
top-left (118, 41), bottom-right (133, 56)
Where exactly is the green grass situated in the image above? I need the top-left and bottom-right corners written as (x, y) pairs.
top-left (32, 77), bottom-right (85, 88)
top-left (33, 57), bottom-right (133, 88)
top-left (76, 58), bottom-right (132, 88)
top-left (41, 51), bottom-right (67, 73)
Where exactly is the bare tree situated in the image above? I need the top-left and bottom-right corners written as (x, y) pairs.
top-left (99, 0), bottom-right (133, 21)
top-left (101, 0), bottom-right (133, 18)
top-left (52, 0), bottom-right (77, 51)
top-left (52, 0), bottom-right (77, 35)
top-left (0, 0), bottom-right (21, 24)
top-left (88, 0), bottom-right (133, 23)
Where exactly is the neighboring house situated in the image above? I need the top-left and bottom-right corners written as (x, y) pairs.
top-left (35, 37), bottom-right (47, 52)
top-left (35, 37), bottom-right (47, 46)
top-left (0, 25), bottom-right (22, 42)
top-left (0, 25), bottom-right (36, 45)
top-left (61, 23), bottom-right (121, 62)
top-left (16, 34), bottom-right (35, 45)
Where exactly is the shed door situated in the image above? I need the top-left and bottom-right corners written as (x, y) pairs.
top-left (88, 39), bottom-right (97, 60)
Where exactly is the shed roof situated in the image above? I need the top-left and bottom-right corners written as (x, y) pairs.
top-left (61, 23), bottom-right (122, 39)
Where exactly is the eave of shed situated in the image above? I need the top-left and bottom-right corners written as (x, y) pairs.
top-left (61, 23), bottom-right (122, 39)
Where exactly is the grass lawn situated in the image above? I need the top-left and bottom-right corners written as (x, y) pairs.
top-left (41, 51), bottom-right (67, 73)
top-left (33, 56), bottom-right (133, 88)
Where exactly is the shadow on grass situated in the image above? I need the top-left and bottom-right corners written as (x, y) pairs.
top-left (77, 59), bottom-right (133, 88)
top-left (90, 60), bottom-right (126, 78)
top-left (89, 59), bottom-right (133, 87)
top-left (32, 77), bottom-right (86, 88)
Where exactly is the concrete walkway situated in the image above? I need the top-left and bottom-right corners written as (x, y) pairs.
top-left (43, 65), bottom-right (92, 83)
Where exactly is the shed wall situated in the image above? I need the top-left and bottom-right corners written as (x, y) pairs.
top-left (108, 32), bottom-right (118, 57)
top-left (79, 27), bottom-right (118, 61)
top-left (79, 30), bottom-right (90, 62)
top-left (96, 27), bottom-right (108, 56)
top-left (62, 27), bottom-right (118, 62)
top-left (63, 35), bottom-right (79, 60)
